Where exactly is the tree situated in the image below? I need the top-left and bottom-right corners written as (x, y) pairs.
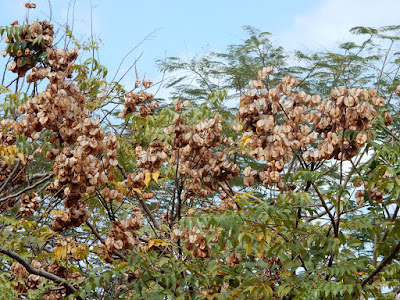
top-left (0, 3), bottom-right (400, 300)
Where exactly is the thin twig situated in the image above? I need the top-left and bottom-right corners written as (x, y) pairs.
top-left (85, 221), bottom-right (127, 261)
top-left (0, 246), bottom-right (81, 299)
top-left (0, 172), bottom-right (54, 203)
top-left (361, 241), bottom-right (400, 287)
top-left (116, 164), bottom-right (160, 230)
top-left (0, 159), bottom-right (21, 194)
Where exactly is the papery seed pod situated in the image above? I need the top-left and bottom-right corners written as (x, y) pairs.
top-left (356, 133), bottom-right (367, 145)
top-left (372, 97), bottom-right (385, 107)
top-left (142, 80), bottom-right (152, 89)
top-left (368, 88), bottom-right (377, 98)
top-left (243, 166), bottom-right (252, 177)
top-left (143, 191), bottom-right (155, 200)
top-left (251, 80), bottom-right (262, 89)
top-left (353, 180), bottom-right (363, 188)
top-left (383, 111), bottom-right (392, 126)
top-left (270, 171), bottom-right (280, 183)
top-left (174, 99), bottom-right (182, 112)
top-left (325, 143), bottom-right (334, 155)
top-left (243, 176), bottom-right (254, 187)
top-left (226, 251), bottom-right (242, 267)
top-left (277, 181), bottom-right (285, 190)
top-left (344, 96), bottom-right (356, 107)
top-left (7, 62), bottom-right (16, 71)
top-left (265, 66), bottom-right (273, 74)
top-left (310, 95), bottom-right (321, 107)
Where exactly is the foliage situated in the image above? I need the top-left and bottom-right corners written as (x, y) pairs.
top-left (0, 4), bottom-right (400, 300)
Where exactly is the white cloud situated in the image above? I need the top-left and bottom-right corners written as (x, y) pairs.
top-left (280, 0), bottom-right (400, 51)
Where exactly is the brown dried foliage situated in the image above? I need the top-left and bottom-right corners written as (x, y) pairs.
top-left (4, 20), bottom-right (53, 77)
top-left (104, 208), bottom-right (144, 253)
top-left (238, 67), bottom-right (384, 188)
top-left (165, 101), bottom-right (239, 200)
top-left (1, 20), bottom-right (120, 231)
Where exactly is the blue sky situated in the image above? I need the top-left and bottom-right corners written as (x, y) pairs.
top-left (2, 0), bottom-right (400, 92)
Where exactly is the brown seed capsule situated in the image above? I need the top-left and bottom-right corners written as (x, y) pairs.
top-left (356, 133), bottom-right (367, 145)
top-left (383, 111), bottom-right (392, 126)
top-left (270, 171), bottom-right (280, 183)
top-left (372, 97), bottom-right (385, 107)
top-left (226, 251), bottom-right (242, 267)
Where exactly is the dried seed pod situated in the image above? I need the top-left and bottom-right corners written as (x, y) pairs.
top-left (356, 133), bottom-right (367, 146)
top-left (142, 80), bottom-right (152, 89)
top-left (372, 97), bottom-right (385, 107)
top-left (226, 251), bottom-right (242, 267)
top-left (383, 111), bottom-right (392, 126)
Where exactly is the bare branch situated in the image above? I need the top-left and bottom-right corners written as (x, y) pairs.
top-left (0, 172), bottom-right (54, 203)
top-left (361, 241), bottom-right (400, 286)
top-left (85, 221), bottom-right (127, 261)
top-left (0, 159), bottom-right (21, 194)
top-left (0, 246), bottom-right (81, 299)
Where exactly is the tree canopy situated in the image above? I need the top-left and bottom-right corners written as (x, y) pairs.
top-left (0, 4), bottom-right (400, 300)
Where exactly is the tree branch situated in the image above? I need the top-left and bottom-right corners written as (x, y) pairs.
top-left (361, 241), bottom-right (400, 287)
top-left (0, 246), bottom-right (81, 299)
top-left (116, 164), bottom-right (160, 230)
top-left (135, 191), bottom-right (160, 231)
top-left (0, 159), bottom-right (21, 194)
top-left (311, 182), bottom-right (337, 236)
top-left (0, 172), bottom-right (54, 203)
top-left (85, 221), bottom-right (127, 261)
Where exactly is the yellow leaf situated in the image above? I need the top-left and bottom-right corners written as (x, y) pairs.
top-left (17, 153), bottom-right (25, 162)
top-left (245, 242), bottom-right (252, 256)
top-left (229, 291), bottom-right (239, 299)
top-left (281, 271), bottom-right (291, 278)
top-left (152, 171), bottom-right (160, 183)
top-left (146, 239), bottom-right (155, 251)
top-left (7, 145), bottom-right (17, 156)
top-left (260, 240), bottom-right (265, 254)
top-left (3, 155), bottom-right (15, 165)
top-left (241, 136), bottom-right (251, 150)
top-left (144, 172), bottom-right (151, 187)
top-left (256, 232), bottom-right (264, 241)
top-left (153, 238), bottom-right (168, 247)
top-left (9, 155), bottom-right (15, 164)
top-left (265, 234), bottom-right (271, 244)
top-left (120, 188), bottom-right (128, 194)
top-left (132, 188), bottom-right (142, 194)
top-left (54, 247), bottom-right (61, 260)
top-left (351, 270), bottom-right (365, 276)
top-left (50, 209), bottom-right (64, 216)
top-left (188, 208), bottom-right (195, 214)
top-left (262, 284), bottom-right (273, 297)
top-left (217, 271), bottom-right (228, 275)
top-left (54, 246), bottom-right (67, 260)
